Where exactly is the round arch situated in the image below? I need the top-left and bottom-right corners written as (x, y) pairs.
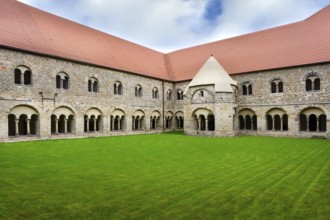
top-left (8, 105), bottom-right (39, 137)
top-left (299, 107), bottom-right (327, 132)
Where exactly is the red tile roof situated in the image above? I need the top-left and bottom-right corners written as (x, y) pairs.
top-left (0, 0), bottom-right (168, 79)
top-left (168, 5), bottom-right (330, 81)
top-left (1, 0), bottom-right (329, 81)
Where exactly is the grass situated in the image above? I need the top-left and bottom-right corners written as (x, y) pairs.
top-left (0, 133), bottom-right (329, 219)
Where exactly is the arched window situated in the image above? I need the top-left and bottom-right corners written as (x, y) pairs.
top-left (278, 82), bottom-right (283, 93)
top-left (132, 110), bottom-right (145, 130)
top-left (14, 69), bottom-right (21, 84)
top-left (23, 71), bottom-right (31, 85)
top-left (282, 114), bottom-right (288, 131)
top-left (167, 90), bottom-right (172, 100)
top-left (319, 114), bottom-right (327, 132)
top-left (299, 108), bottom-right (326, 132)
top-left (242, 82), bottom-right (252, 95)
top-left (175, 112), bottom-right (184, 129)
top-left (246, 115), bottom-right (252, 130)
top-left (252, 115), bottom-right (257, 130)
top-left (177, 89), bottom-right (183, 100)
top-left (309, 114), bottom-right (317, 131)
top-left (199, 115), bottom-right (206, 131)
top-left (8, 106), bottom-right (39, 137)
top-left (267, 115), bottom-right (273, 130)
top-left (314, 78), bottom-right (320, 90)
top-left (306, 79), bottom-right (312, 91)
top-left (14, 66), bottom-right (32, 85)
top-left (306, 74), bottom-right (321, 91)
top-left (135, 85), bottom-right (142, 97)
top-left (207, 115), bottom-right (215, 131)
top-left (271, 82), bottom-right (277, 93)
top-left (114, 81), bottom-right (122, 95)
top-left (271, 79), bottom-right (284, 93)
top-left (239, 115), bottom-right (245, 130)
top-left (152, 87), bottom-right (159, 99)
top-left (300, 114), bottom-right (307, 131)
top-left (56, 72), bottom-right (69, 90)
top-left (274, 115), bottom-right (281, 130)
top-left (266, 109), bottom-right (289, 131)
top-left (88, 77), bottom-right (98, 93)
top-left (238, 109), bottom-right (257, 131)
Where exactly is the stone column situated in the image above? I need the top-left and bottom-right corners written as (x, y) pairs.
top-left (26, 119), bottom-right (30, 135)
top-left (272, 116), bottom-right (275, 131)
top-left (64, 119), bottom-right (68, 133)
top-left (139, 119), bottom-right (142, 130)
top-left (306, 116), bottom-right (309, 132)
top-left (205, 118), bottom-right (209, 131)
top-left (198, 118), bottom-right (201, 131)
top-left (93, 118), bottom-right (97, 132)
top-left (132, 118), bottom-right (135, 131)
top-left (55, 119), bottom-right (59, 134)
top-left (117, 118), bottom-right (121, 130)
top-left (15, 119), bottom-right (19, 136)
top-left (111, 117), bottom-right (114, 131)
top-left (86, 118), bottom-right (90, 132)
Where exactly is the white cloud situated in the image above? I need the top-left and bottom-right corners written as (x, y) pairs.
top-left (209, 0), bottom-right (330, 42)
top-left (18, 0), bottom-right (330, 52)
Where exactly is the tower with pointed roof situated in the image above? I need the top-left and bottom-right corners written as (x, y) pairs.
top-left (183, 56), bottom-right (238, 136)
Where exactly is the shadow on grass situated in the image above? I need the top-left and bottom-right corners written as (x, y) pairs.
top-left (162, 131), bottom-right (184, 135)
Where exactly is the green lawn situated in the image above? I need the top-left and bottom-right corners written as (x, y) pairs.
top-left (0, 133), bottom-right (329, 220)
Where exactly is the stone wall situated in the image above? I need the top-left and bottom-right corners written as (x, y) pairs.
top-left (0, 48), bottom-right (329, 141)
top-left (232, 64), bottom-right (330, 138)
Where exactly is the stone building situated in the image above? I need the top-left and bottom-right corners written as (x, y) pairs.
top-left (0, 0), bottom-right (329, 142)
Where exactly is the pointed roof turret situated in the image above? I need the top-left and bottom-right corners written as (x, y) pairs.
top-left (184, 56), bottom-right (237, 94)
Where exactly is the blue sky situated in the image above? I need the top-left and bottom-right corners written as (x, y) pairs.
top-left (18, 0), bottom-right (330, 52)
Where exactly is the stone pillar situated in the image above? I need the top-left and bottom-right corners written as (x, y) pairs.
top-left (75, 116), bottom-right (84, 135)
top-left (55, 119), bottom-right (59, 134)
top-left (198, 118), bottom-right (201, 131)
top-left (205, 119), bottom-right (209, 131)
top-left (15, 119), bottom-right (19, 136)
top-left (139, 119), bottom-right (142, 130)
top-left (86, 118), bottom-right (90, 132)
top-left (306, 116), bottom-right (309, 132)
top-left (126, 116), bottom-right (132, 132)
top-left (26, 119), bottom-right (30, 135)
top-left (111, 117), bottom-right (114, 131)
top-left (117, 118), bottom-right (121, 130)
top-left (132, 118), bottom-right (135, 131)
top-left (93, 118), bottom-right (97, 132)
top-left (272, 116), bottom-right (275, 131)
top-left (64, 119), bottom-right (68, 133)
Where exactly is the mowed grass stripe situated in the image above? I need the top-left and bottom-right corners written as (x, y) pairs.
top-left (245, 144), bottom-right (329, 219)
top-left (209, 143), bottom-right (322, 215)
top-left (290, 147), bottom-right (330, 218)
top-left (165, 140), bottom-right (322, 218)
top-left (0, 134), bottom-right (329, 219)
